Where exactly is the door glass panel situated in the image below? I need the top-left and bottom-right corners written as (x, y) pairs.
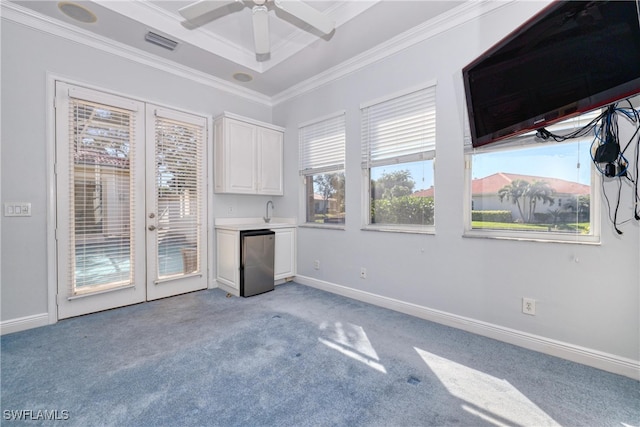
top-left (70, 99), bottom-right (135, 294)
top-left (154, 116), bottom-right (203, 279)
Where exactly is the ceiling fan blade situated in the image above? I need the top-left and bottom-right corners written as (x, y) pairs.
top-left (252, 5), bottom-right (270, 55)
top-left (179, 0), bottom-right (238, 21)
top-left (273, 0), bottom-right (334, 35)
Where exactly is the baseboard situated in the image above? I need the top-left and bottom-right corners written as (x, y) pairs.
top-left (296, 275), bottom-right (640, 380)
top-left (1, 313), bottom-right (50, 336)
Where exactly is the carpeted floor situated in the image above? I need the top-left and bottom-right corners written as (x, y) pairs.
top-left (2, 282), bottom-right (639, 426)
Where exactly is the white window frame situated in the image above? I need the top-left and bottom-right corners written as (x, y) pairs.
top-left (298, 111), bottom-right (346, 229)
top-left (463, 112), bottom-right (602, 244)
top-left (361, 82), bottom-right (437, 234)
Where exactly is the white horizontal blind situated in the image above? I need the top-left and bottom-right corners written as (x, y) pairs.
top-left (69, 98), bottom-right (136, 294)
top-left (361, 85), bottom-right (436, 168)
top-left (299, 112), bottom-right (346, 175)
top-left (154, 112), bottom-right (204, 278)
top-left (465, 108), bottom-right (604, 153)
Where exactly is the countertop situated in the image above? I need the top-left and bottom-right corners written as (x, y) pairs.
top-left (214, 217), bottom-right (296, 231)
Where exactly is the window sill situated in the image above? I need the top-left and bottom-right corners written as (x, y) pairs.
top-left (463, 230), bottom-right (600, 245)
top-left (298, 223), bottom-right (345, 231)
top-left (361, 225), bottom-right (435, 235)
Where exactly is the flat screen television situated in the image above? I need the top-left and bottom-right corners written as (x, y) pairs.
top-left (463, 0), bottom-right (640, 148)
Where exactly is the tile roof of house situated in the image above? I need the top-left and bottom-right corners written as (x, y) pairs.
top-left (471, 173), bottom-right (590, 195)
top-left (412, 173), bottom-right (589, 197)
top-left (74, 150), bottom-right (129, 169)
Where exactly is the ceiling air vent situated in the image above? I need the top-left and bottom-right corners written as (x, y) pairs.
top-left (145, 32), bottom-right (178, 51)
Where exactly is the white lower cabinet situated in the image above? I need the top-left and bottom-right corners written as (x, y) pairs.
top-left (215, 227), bottom-right (296, 296)
top-left (215, 229), bottom-right (240, 293)
top-left (274, 228), bottom-right (296, 280)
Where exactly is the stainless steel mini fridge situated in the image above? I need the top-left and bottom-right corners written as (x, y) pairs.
top-left (240, 229), bottom-right (275, 297)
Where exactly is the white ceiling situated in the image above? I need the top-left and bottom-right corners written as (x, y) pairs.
top-left (10, 0), bottom-right (467, 99)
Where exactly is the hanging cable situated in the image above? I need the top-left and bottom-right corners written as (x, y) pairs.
top-left (536, 97), bottom-right (640, 235)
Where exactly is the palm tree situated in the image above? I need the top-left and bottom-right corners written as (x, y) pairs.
top-left (564, 195), bottom-right (590, 221)
top-left (498, 179), bottom-right (529, 222)
top-left (526, 180), bottom-right (555, 222)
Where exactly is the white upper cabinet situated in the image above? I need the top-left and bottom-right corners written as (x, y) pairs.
top-left (214, 113), bottom-right (284, 195)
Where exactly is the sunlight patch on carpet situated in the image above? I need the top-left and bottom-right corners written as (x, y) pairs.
top-left (319, 321), bottom-right (387, 374)
top-left (415, 347), bottom-right (560, 427)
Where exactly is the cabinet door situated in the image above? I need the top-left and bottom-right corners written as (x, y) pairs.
top-left (274, 228), bottom-right (296, 280)
top-left (216, 229), bottom-right (240, 290)
top-left (257, 127), bottom-right (283, 195)
top-left (226, 119), bottom-right (257, 194)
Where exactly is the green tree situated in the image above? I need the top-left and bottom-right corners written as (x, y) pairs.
top-left (314, 172), bottom-right (345, 216)
top-left (526, 180), bottom-right (554, 222)
top-left (372, 170), bottom-right (415, 200)
top-left (497, 179), bottom-right (529, 222)
top-left (563, 194), bottom-right (590, 221)
top-left (498, 179), bottom-right (557, 223)
top-left (372, 196), bottom-right (434, 225)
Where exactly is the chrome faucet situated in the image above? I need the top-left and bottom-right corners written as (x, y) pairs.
top-left (264, 200), bottom-right (274, 223)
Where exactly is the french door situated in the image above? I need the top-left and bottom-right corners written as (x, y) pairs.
top-left (55, 82), bottom-right (208, 319)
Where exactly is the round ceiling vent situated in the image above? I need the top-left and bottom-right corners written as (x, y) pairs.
top-left (58, 2), bottom-right (97, 23)
top-left (233, 72), bottom-right (253, 83)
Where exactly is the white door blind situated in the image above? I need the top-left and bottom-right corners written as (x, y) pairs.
top-left (299, 112), bottom-right (346, 175)
top-left (154, 112), bottom-right (204, 278)
top-left (361, 85), bottom-right (436, 168)
top-left (69, 98), bottom-right (136, 294)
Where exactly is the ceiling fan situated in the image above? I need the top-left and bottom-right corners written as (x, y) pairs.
top-left (178, 0), bottom-right (335, 56)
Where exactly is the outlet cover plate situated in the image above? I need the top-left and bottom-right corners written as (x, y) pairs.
top-left (522, 297), bottom-right (536, 315)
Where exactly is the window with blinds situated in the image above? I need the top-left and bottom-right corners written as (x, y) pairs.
top-left (153, 111), bottom-right (204, 278)
top-left (361, 84), bottom-right (436, 229)
top-left (70, 98), bottom-right (136, 293)
top-left (298, 112), bottom-right (346, 225)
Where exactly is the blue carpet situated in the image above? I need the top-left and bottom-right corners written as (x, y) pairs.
top-left (2, 283), bottom-right (638, 426)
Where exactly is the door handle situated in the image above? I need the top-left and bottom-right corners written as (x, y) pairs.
top-left (148, 225), bottom-right (156, 231)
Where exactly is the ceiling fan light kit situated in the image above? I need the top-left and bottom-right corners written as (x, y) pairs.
top-left (179, 0), bottom-right (335, 57)
top-left (252, 5), bottom-right (270, 55)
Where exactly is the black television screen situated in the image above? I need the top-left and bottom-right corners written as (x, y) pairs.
top-left (463, 0), bottom-right (640, 148)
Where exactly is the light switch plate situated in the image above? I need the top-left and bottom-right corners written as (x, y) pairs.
top-left (4, 202), bottom-right (31, 217)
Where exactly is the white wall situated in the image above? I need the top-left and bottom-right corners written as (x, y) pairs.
top-left (0, 16), bottom-right (278, 325)
top-left (273, 1), bottom-right (639, 371)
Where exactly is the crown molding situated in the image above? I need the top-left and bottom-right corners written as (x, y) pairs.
top-left (271, 0), bottom-right (511, 106)
top-left (1, 1), bottom-right (272, 106)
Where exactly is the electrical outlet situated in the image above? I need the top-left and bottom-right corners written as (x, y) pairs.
top-left (313, 260), bottom-right (320, 270)
top-left (360, 267), bottom-right (367, 279)
top-left (522, 297), bottom-right (536, 315)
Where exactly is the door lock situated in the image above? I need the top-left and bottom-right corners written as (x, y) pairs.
top-left (149, 213), bottom-right (155, 218)
top-left (148, 225), bottom-right (156, 231)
